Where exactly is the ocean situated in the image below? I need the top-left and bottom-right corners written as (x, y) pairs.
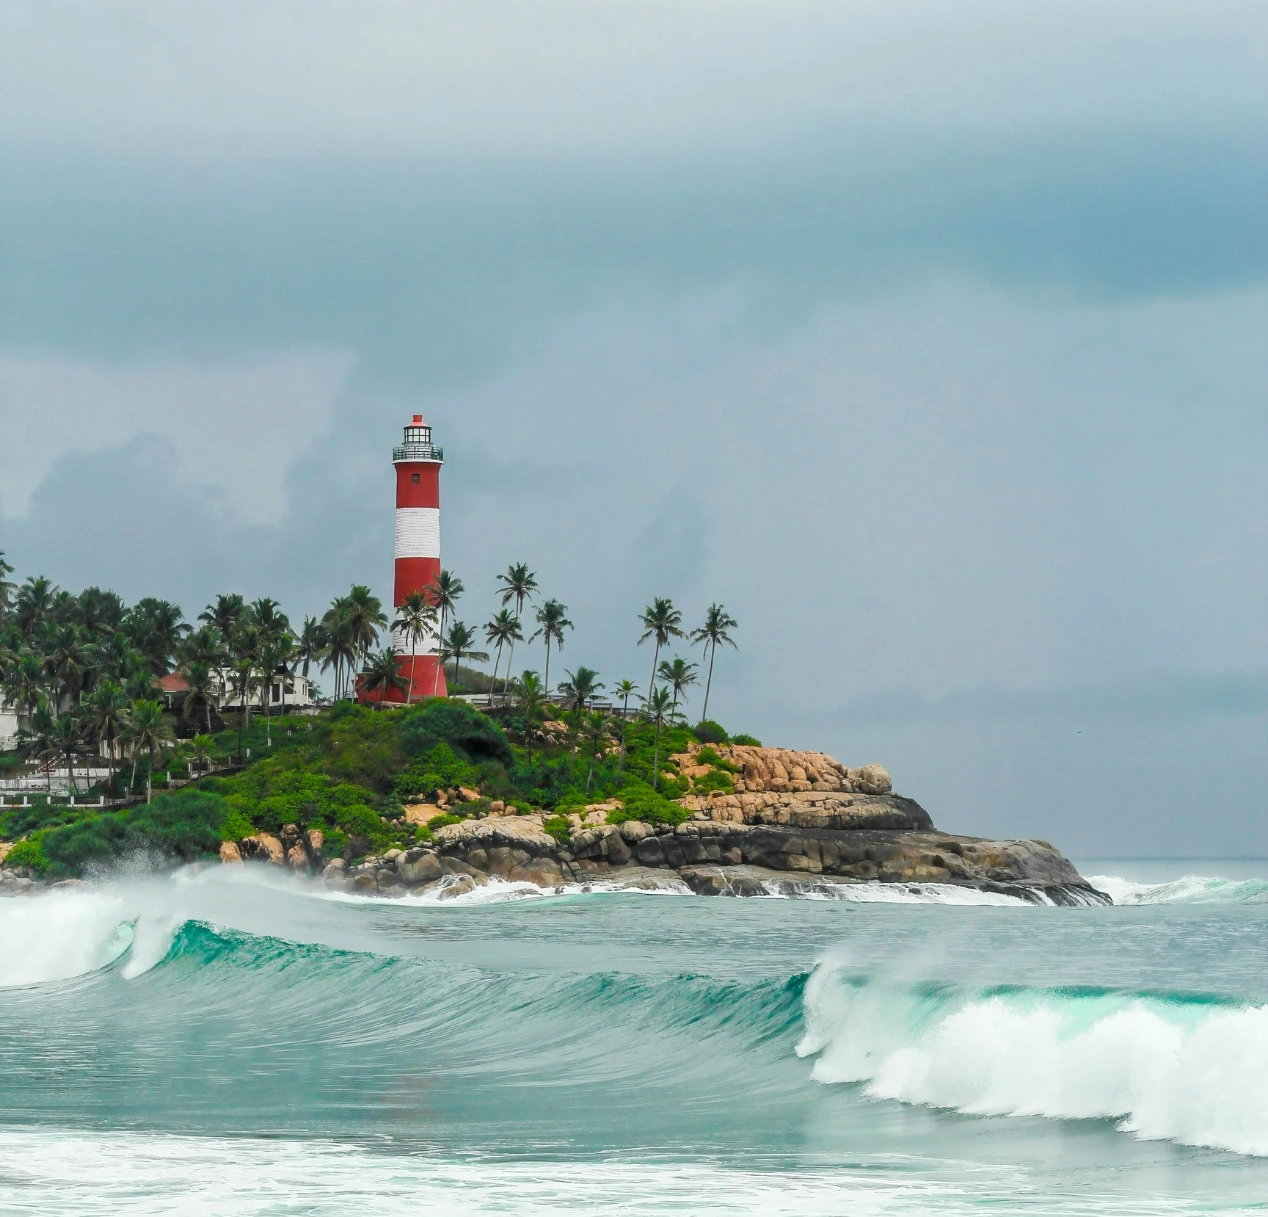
top-left (3, 861), bottom-right (1268, 1215)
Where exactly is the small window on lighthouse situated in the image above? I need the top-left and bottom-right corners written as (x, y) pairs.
top-left (411, 473), bottom-right (420, 484)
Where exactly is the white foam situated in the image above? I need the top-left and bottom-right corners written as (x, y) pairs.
top-left (1088, 874), bottom-right (1268, 905)
top-left (799, 961), bottom-right (1268, 1157)
top-left (0, 1127), bottom-right (1204, 1216)
top-left (0, 889), bottom-right (133, 987)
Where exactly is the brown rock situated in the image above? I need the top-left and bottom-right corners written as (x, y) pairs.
top-left (219, 841), bottom-right (242, 864)
top-left (287, 843), bottom-right (310, 871)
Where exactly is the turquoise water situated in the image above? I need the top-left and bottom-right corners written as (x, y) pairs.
top-left (3, 864), bottom-right (1268, 1214)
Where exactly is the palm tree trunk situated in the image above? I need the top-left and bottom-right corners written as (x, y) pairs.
top-left (618, 700), bottom-right (629, 778)
top-left (701, 640), bottom-right (716, 723)
top-left (147, 744), bottom-right (156, 803)
top-left (432, 609), bottom-right (447, 696)
top-left (652, 719), bottom-right (661, 790)
top-left (544, 641), bottom-right (552, 699)
top-left (490, 642), bottom-right (502, 705)
top-left (648, 640), bottom-right (661, 703)
top-left (502, 634), bottom-right (517, 705)
top-left (407, 634), bottom-right (417, 704)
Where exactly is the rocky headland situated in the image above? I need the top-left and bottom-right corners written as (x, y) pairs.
top-left (220, 743), bottom-right (1108, 906)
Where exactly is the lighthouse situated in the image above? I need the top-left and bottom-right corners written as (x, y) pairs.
top-left (390, 414), bottom-right (445, 700)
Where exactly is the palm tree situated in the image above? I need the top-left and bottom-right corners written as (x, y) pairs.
top-left (50, 624), bottom-right (89, 710)
top-left (19, 699), bottom-right (59, 793)
top-left (558, 665), bottom-right (604, 711)
top-left (343, 585), bottom-right (386, 673)
top-left (530, 599), bottom-right (572, 698)
top-left (4, 652), bottom-right (47, 721)
top-left (52, 713), bottom-right (82, 792)
top-left (126, 598), bottom-right (189, 674)
top-left (0, 551), bottom-right (14, 613)
top-left (14, 575), bottom-right (58, 638)
top-left (361, 647), bottom-right (408, 703)
top-left (643, 686), bottom-right (674, 790)
top-left (657, 656), bottom-right (698, 716)
top-left (181, 661), bottom-right (217, 733)
top-left (612, 679), bottom-right (638, 778)
top-left (394, 591), bottom-right (437, 703)
top-left (191, 733), bottom-right (213, 783)
top-left (230, 660), bottom-right (259, 763)
top-left (125, 699), bottom-right (174, 802)
top-left (518, 670), bottom-right (547, 765)
top-left (441, 621), bottom-right (487, 691)
top-left (583, 709), bottom-right (610, 795)
top-left (483, 608), bottom-right (522, 705)
top-left (181, 623), bottom-right (225, 669)
top-left (425, 570), bottom-right (464, 695)
top-left (690, 603), bottom-right (738, 723)
top-left (295, 616), bottom-right (325, 680)
top-left (496, 563), bottom-right (538, 699)
top-left (85, 680), bottom-right (129, 794)
top-left (200, 594), bottom-right (246, 643)
top-left (637, 598), bottom-right (684, 710)
top-left (320, 601), bottom-right (356, 700)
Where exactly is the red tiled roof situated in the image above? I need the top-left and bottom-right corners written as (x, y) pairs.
top-left (156, 672), bottom-right (190, 693)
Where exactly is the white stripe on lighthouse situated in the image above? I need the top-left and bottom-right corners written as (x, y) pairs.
top-left (394, 508), bottom-right (441, 559)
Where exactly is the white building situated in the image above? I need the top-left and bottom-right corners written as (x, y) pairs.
top-left (0, 699), bottom-right (18, 751)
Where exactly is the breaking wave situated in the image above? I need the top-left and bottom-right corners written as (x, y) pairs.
top-left (1088, 873), bottom-right (1268, 906)
top-left (799, 956), bottom-right (1268, 1156)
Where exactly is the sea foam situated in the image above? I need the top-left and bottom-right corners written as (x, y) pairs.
top-left (799, 958), bottom-right (1268, 1156)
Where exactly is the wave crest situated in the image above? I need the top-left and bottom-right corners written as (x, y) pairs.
top-left (799, 959), bottom-right (1268, 1156)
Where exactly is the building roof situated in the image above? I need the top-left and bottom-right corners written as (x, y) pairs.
top-left (156, 672), bottom-right (190, 694)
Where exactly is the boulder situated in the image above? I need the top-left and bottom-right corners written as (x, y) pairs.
top-left (306, 829), bottom-right (325, 864)
top-left (287, 844), bottom-right (310, 872)
top-left (852, 764), bottom-right (892, 795)
top-left (398, 848), bottom-right (442, 886)
top-left (219, 841), bottom-right (242, 864)
top-left (619, 820), bottom-right (654, 843)
top-left (403, 803), bottom-right (440, 826)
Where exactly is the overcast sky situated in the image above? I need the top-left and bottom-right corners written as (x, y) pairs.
top-left (2, 1), bottom-right (1265, 856)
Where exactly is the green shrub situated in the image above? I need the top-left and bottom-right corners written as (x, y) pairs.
top-left (731, 733), bottom-right (762, 747)
top-left (692, 720), bottom-right (729, 745)
top-left (694, 746), bottom-right (739, 773)
top-left (692, 768), bottom-right (734, 794)
top-left (394, 742), bottom-right (477, 800)
top-left (399, 700), bottom-right (511, 765)
top-left (425, 812), bottom-right (464, 832)
top-left (542, 815), bottom-right (570, 844)
top-left (5, 833), bottom-right (51, 875)
top-left (220, 809), bottom-right (256, 843)
top-left (606, 784), bottom-right (688, 827)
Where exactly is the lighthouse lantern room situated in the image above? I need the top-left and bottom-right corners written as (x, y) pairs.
top-left (387, 414), bottom-right (445, 701)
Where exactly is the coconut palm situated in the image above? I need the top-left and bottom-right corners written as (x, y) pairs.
top-left (4, 652), bottom-right (47, 721)
top-left (191, 733), bottom-right (213, 783)
top-left (643, 686), bottom-right (674, 791)
top-left (0, 552), bottom-right (14, 613)
top-left (483, 608), bottom-right (522, 705)
top-left (441, 620), bottom-right (488, 691)
top-left (200, 594), bottom-right (247, 643)
top-left (361, 647), bottom-right (408, 703)
top-left (690, 603), bottom-right (738, 723)
top-left (612, 679), bottom-right (638, 778)
top-left (320, 601), bottom-right (357, 700)
top-left (496, 563), bottom-right (538, 699)
top-left (230, 660), bottom-right (259, 763)
top-left (85, 679), bottom-right (129, 794)
top-left (656, 656), bottom-right (698, 716)
top-left (343, 585), bottom-right (387, 671)
top-left (529, 599), bottom-right (572, 697)
top-left (52, 713), bottom-right (82, 792)
top-left (558, 665), bottom-right (604, 711)
top-left (124, 699), bottom-right (174, 802)
top-left (582, 709), bottom-right (611, 795)
top-left (517, 670), bottom-right (547, 765)
top-left (181, 624), bottom-right (225, 669)
top-left (394, 591), bottom-right (437, 703)
top-left (425, 570), bottom-right (464, 695)
top-left (295, 616), bottom-right (326, 683)
top-left (14, 575), bottom-right (58, 638)
top-left (126, 598), bottom-right (189, 674)
top-left (637, 598), bottom-right (684, 710)
top-left (18, 700), bottom-right (59, 792)
top-left (181, 661), bottom-right (217, 733)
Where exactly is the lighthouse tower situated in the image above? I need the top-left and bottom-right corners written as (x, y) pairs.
top-left (390, 414), bottom-right (445, 700)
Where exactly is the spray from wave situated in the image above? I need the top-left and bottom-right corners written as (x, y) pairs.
top-left (1089, 873), bottom-right (1268, 906)
top-left (798, 957), bottom-right (1268, 1157)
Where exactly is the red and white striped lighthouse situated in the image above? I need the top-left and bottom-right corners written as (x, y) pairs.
top-left (391, 414), bottom-right (445, 700)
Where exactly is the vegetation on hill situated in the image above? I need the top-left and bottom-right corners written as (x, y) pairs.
top-left (0, 548), bottom-right (753, 878)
